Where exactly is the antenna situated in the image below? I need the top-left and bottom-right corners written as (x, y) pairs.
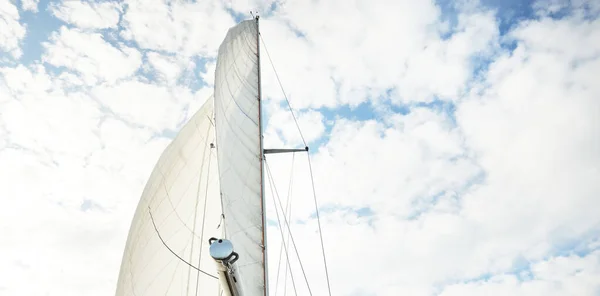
top-left (250, 11), bottom-right (259, 20)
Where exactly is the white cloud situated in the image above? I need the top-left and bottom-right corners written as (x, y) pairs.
top-left (120, 0), bottom-right (235, 56)
top-left (275, 0), bottom-right (437, 106)
top-left (91, 79), bottom-right (192, 131)
top-left (454, 12), bottom-right (600, 275)
top-left (0, 135), bottom-right (170, 296)
top-left (438, 250), bottom-right (600, 295)
top-left (309, 108), bottom-right (478, 218)
top-left (145, 51), bottom-right (191, 85)
top-left (43, 27), bottom-right (142, 85)
top-left (0, 64), bottom-right (51, 93)
top-left (510, 14), bottom-right (600, 62)
top-left (21, 0), bottom-right (39, 13)
top-left (262, 4), bottom-right (600, 295)
top-left (0, 65), bottom-right (101, 159)
top-left (265, 101), bottom-right (326, 147)
top-left (0, 0), bottom-right (26, 59)
top-left (50, 1), bottom-right (122, 30)
top-left (393, 11), bottom-right (499, 103)
top-left (0, 62), bottom-right (173, 295)
top-left (255, 0), bottom-right (500, 110)
top-left (0, 82), bottom-right (185, 296)
top-left (533, 0), bottom-right (600, 17)
top-left (258, 19), bottom-right (338, 109)
top-left (223, 0), bottom-right (278, 16)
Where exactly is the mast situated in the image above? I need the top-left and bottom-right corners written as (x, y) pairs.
top-left (255, 15), bottom-right (269, 296)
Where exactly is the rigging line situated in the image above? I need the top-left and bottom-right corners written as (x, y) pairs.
top-left (189, 124), bottom-right (212, 296)
top-left (274, 225), bottom-right (285, 294)
top-left (284, 153), bottom-right (297, 296)
top-left (147, 207), bottom-right (218, 280)
top-left (274, 153), bottom-right (295, 290)
top-left (265, 162), bottom-right (300, 296)
top-left (265, 159), bottom-right (308, 296)
top-left (275, 153), bottom-right (297, 296)
top-left (195, 147), bottom-right (214, 296)
top-left (212, 109), bottom-right (227, 239)
top-left (264, 159), bottom-right (300, 295)
top-left (306, 152), bottom-right (332, 296)
top-left (259, 34), bottom-right (307, 147)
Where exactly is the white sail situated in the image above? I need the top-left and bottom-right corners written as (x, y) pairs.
top-left (116, 18), bottom-right (266, 296)
top-left (213, 19), bottom-right (265, 296)
top-left (116, 97), bottom-right (223, 295)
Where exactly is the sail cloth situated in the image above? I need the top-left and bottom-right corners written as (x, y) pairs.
top-left (116, 19), bottom-right (264, 296)
top-left (214, 20), bottom-right (265, 296)
top-left (115, 97), bottom-right (223, 295)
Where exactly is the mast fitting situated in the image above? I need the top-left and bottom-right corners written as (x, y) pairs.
top-left (209, 238), bottom-right (242, 296)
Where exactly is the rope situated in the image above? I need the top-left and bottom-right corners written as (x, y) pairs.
top-left (195, 148), bottom-right (214, 295)
top-left (147, 207), bottom-right (218, 280)
top-left (259, 34), bottom-right (307, 147)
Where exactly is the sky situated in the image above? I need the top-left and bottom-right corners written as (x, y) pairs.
top-left (1, 0), bottom-right (599, 295)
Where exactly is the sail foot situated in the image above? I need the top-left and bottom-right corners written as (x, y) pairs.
top-left (209, 238), bottom-right (242, 296)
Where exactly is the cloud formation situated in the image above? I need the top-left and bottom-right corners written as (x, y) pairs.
top-left (0, 0), bottom-right (598, 295)
top-left (50, 1), bottom-right (122, 30)
top-left (0, 0), bottom-right (26, 59)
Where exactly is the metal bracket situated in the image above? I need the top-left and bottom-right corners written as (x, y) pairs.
top-left (264, 147), bottom-right (308, 154)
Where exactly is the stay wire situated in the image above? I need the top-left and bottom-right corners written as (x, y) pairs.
top-left (261, 30), bottom-right (331, 296)
top-left (274, 153), bottom-right (297, 296)
top-left (259, 34), bottom-right (307, 147)
top-left (274, 227), bottom-right (286, 294)
top-left (306, 152), bottom-right (332, 296)
top-left (284, 154), bottom-right (296, 296)
top-left (265, 158), bottom-right (308, 296)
